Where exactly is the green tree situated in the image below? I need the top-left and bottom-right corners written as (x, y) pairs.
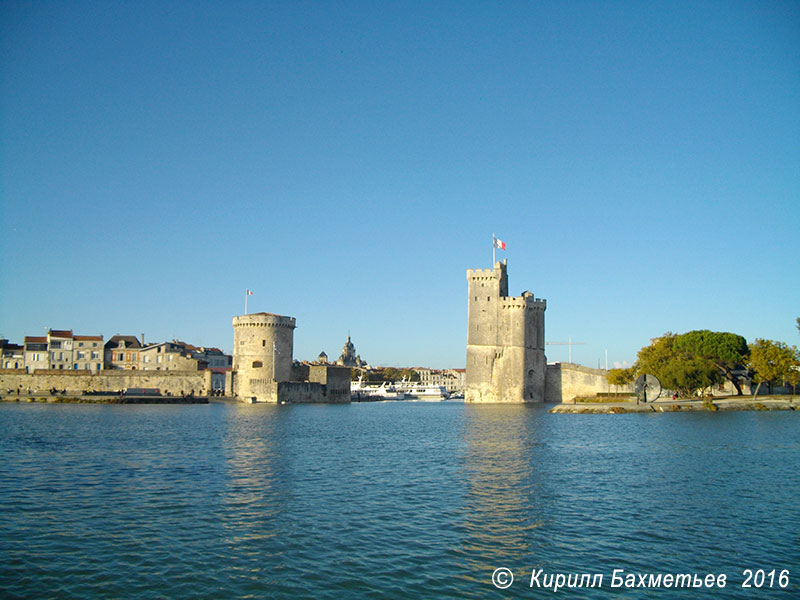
top-left (635, 333), bottom-right (722, 397)
top-left (606, 367), bottom-right (635, 396)
top-left (354, 367), bottom-right (421, 383)
top-left (748, 339), bottom-right (800, 397)
top-left (635, 333), bottom-right (678, 378)
top-left (673, 330), bottom-right (749, 395)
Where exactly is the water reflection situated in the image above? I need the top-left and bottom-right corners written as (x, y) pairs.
top-left (457, 404), bottom-right (545, 584)
top-left (2, 403), bottom-right (798, 599)
top-left (221, 404), bottom-right (286, 545)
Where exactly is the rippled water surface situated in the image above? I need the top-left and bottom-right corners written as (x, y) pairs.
top-left (1, 402), bottom-right (798, 598)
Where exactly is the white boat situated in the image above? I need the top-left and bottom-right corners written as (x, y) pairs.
top-left (351, 378), bottom-right (405, 401)
top-left (394, 381), bottom-right (450, 401)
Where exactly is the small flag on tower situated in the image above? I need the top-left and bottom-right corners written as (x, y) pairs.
top-left (493, 236), bottom-right (506, 250)
top-left (246, 289), bottom-right (253, 296)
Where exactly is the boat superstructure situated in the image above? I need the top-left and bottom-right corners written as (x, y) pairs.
top-left (351, 378), bottom-right (405, 401)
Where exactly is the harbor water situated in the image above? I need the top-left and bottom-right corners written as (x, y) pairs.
top-left (1, 401), bottom-right (798, 598)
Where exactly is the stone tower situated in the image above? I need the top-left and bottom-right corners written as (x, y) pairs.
top-left (232, 312), bottom-right (296, 401)
top-left (465, 260), bottom-right (547, 402)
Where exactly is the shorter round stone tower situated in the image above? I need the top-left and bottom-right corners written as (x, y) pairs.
top-left (232, 312), bottom-right (296, 401)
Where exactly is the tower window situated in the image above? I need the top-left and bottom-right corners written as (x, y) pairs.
top-left (252, 361), bottom-right (263, 368)
top-left (262, 340), bottom-right (266, 346)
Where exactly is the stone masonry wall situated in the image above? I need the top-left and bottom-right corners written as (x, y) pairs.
top-left (242, 378), bottom-right (348, 404)
top-left (0, 370), bottom-right (212, 396)
top-left (545, 363), bottom-right (633, 403)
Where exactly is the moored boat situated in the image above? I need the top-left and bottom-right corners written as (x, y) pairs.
top-left (351, 379), bottom-right (405, 401)
top-left (394, 381), bottom-right (450, 401)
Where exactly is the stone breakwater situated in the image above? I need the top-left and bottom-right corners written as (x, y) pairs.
top-left (550, 397), bottom-right (796, 414)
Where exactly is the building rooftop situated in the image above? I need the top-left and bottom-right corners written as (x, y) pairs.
top-left (48, 329), bottom-right (73, 338)
top-left (105, 335), bottom-right (143, 349)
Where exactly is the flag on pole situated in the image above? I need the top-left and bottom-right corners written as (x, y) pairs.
top-left (246, 289), bottom-right (253, 296)
top-left (493, 236), bottom-right (506, 250)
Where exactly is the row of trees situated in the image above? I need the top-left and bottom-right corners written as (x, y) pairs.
top-left (351, 367), bottom-right (420, 383)
top-left (607, 327), bottom-right (800, 398)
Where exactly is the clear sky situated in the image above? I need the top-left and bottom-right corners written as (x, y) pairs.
top-left (1, 1), bottom-right (798, 369)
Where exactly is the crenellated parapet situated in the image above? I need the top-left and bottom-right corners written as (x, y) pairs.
top-left (500, 294), bottom-right (546, 311)
top-left (467, 268), bottom-right (500, 280)
top-left (233, 313), bottom-right (296, 329)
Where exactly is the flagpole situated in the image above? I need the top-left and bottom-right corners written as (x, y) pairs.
top-left (492, 233), bottom-right (495, 266)
top-left (245, 290), bottom-right (248, 315)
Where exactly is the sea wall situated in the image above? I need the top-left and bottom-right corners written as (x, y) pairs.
top-left (0, 369), bottom-right (212, 396)
top-left (545, 363), bottom-right (630, 403)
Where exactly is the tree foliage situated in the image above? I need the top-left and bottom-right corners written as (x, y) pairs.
top-left (606, 367), bottom-right (635, 397)
top-left (672, 330), bottom-right (749, 395)
top-left (352, 367), bottom-right (420, 382)
top-left (635, 332), bottom-right (729, 397)
top-left (607, 367), bottom-right (634, 386)
top-left (747, 339), bottom-right (800, 397)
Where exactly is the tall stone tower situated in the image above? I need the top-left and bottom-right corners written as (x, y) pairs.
top-left (232, 312), bottom-right (296, 401)
top-left (465, 260), bottom-right (547, 402)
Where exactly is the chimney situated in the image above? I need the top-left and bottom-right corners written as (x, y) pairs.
top-left (141, 333), bottom-right (145, 346)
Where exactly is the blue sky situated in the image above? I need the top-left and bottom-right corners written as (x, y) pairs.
top-left (1, 1), bottom-right (798, 369)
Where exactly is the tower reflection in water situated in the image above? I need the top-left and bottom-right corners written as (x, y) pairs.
top-left (455, 404), bottom-right (548, 585)
top-left (222, 404), bottom-right (288, 554)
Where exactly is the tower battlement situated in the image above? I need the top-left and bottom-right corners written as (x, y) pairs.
top-left (233, 313), bottom-right (296, 330)
top-left (466, 261), bottom-right (507, 281)
top-left (500, 296), bottom-right (547, 310)
top-left (467, 268), bottom-right (499, 279)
